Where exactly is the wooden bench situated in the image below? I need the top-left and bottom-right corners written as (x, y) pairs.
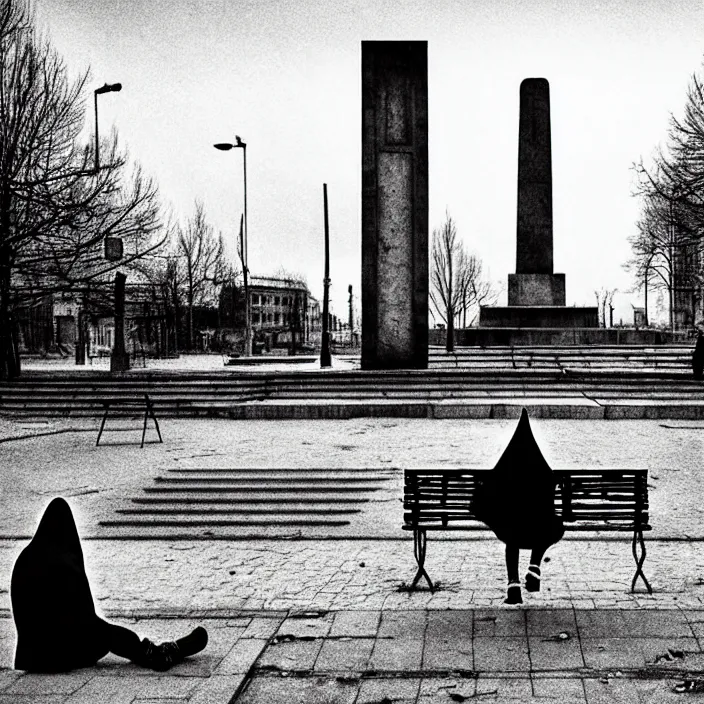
top-left (96, 393), bottom-right (163, 449)
top-left (403, 469), bottom-right (652, 594)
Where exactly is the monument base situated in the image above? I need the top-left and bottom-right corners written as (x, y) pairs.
top-left (430, 327), bottom-right (678, 347)
top-left (480, 306), bottom-right (598, 328)
top-left (508, 273), bottom-right (565, 306)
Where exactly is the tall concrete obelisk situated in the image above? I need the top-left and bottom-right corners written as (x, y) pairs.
top-left (361, 41), bottom-right (429, 369)
top-left (508, 78), bottom-right (565, 306)
top-left (478, 77), bottom-right (598, 332)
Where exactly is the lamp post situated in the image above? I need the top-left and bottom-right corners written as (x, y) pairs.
top-left (214, 137), bottom-right (251, 356)
top-left (94, 82), bottom-right (122, 173)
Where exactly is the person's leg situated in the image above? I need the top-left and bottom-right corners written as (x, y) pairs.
top-left (504, 544), bottom-right (522, 604)
top-left (95, 619), bottom-right (143, 662)
top-left (526, 545), bottom-right (548, 592)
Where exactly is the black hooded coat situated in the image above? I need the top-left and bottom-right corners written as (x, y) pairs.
top-left (11, 498), bottom-right (109, 672)
top-left (472, 409), bottom-right (564, 549)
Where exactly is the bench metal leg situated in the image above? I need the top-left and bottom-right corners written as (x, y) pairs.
top-left (96, 405), bottom-right (110, 446)
top-left (410, 529), bottom-right (434, 592)
top-left (148, 397), bottom-right (163, 444)
top-left (141, 394), bottom-right (163, 448)
top-left (631, 529), bottom-right (652, 594)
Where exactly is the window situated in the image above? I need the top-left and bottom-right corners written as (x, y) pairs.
top-left (282, 297), bottom-right (288, 306)
top-left (252, 294), bottom-right (260, 305)
top-left (274, 296), bottom-right (280, 306)
top-left (268, 313), bottom-right (273, 323)
top-left (253, 313), bottom-right (260, 325)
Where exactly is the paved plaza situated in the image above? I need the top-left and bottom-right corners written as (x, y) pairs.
top-left (2, 416), bottom-right (704, 701)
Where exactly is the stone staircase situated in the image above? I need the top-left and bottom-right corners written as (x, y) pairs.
top-left (99, 467), bottom-right (397, 539)
top-left (0, 346), bottom-right (699, 419)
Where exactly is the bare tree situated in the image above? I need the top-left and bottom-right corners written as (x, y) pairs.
top-left (629, 62), bottom-right (704, 330)
top-left (176, 201), bottom-right (225, 350)
top-left (0, 0), bottom-right (167, 377)
top-left (430, 211), bottom-right (496, 351)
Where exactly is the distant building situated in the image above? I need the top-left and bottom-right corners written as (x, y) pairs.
top-left (219, 275), bottom-right (322, 354)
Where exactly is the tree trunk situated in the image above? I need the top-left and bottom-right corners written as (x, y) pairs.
top-left (446, 307), bottom-right (454, 352)
top-left (187, 296), bottom-right (194, 351)
top-left (0, 248), bottom-right (20, 380)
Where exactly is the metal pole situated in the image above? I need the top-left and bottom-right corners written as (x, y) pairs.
top-left (242, 144), bottom-right (251, 356)
top-left (644, 262), bottom-right (649, 328)
top-left (321, 183), bottom-right (331, 368)
top-left (94, 91), bottom-right (100, 173)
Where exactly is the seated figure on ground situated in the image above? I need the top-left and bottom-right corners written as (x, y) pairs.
top-left (11, 497), bottom-right (208, 672)
top-left (472, 408), bottom-right (564, 604)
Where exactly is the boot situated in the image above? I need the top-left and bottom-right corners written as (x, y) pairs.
top-left (504, 581), bottom-right (523, 605)
top-left (136, 627), bottom-right (208, 672)
top-left (525, 565), bottom-right (541, 592)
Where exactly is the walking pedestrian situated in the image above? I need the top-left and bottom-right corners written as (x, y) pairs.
top-left (472, 409), bottom-right (564, 604)
top-left (11, 497), bottom-right (208, 672)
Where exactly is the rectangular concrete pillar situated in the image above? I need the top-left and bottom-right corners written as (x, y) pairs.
top-left (361, 41), bottom-right (428, 370)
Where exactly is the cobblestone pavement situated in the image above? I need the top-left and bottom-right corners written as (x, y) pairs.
top-left (3, 417), bottom-right (704, 700)
top-left (4, 609), bottom-right (704, 702)
top-left (2, 417), bottom-right (704, 538)
top-left (1, 537), bottom-right (703, 616)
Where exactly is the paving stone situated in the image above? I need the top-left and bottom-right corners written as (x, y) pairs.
top-left (426, 610), bottom-right (473, 640)
top-left (422, 636), bottom-right (473, 671)
top-left (633, 678), bottom-right (699, 704)
top-left (356, 676), bottom-right (420, 704)
top-left (257, 638), bottom-right (323, 672)
top-left (529, 635), bottom-right (585, 671)
top-left (314, 638), bottom-right (374, 672)
top-left (473, 637), bottom-right (530, 672)
top-left (241, 617), bottom-right (282, 640)
top-left (583, 677), bottom-right (640, 704)
top-left (215, 638), bottom-right (268, 675)
top-left (0, 670), bottom-right (21, 691)
top-left (619, 610), bottom-right (694, 638)
top-left (0, 696), bottom-right (67, 703)
top-left (473, 609), bottom-right (526, 637)
top-left (4, 671), bottom-right (93, 695)
top-left (417, 676), bottom-right (476, 703)
top-left (329, 611), bottom-right (380, 638)
top-left (189, 674), bottom-right (246, 704)
top-left (581, 638), bottom-right (649, 669)
top-left (532, 675), bottom-right (586, 701)
top-left (377, 611), bottom-right (426, 638)
top-left (368, 638), bottom-right (423, 672)
top-left (237, 674), bottom-right (358, 704)
top-left (62, 675), bottom-right (200, 703)
top-left (276, 614), bottom-right (333, 639)
top-left (133, 699), bottom-right (187, 704)
top-left (575, 609), bottom-right (629, 638)
top-left (526, 608), bottom-right (577, 636)
top-left (478, 675), bottom-right (536, 697)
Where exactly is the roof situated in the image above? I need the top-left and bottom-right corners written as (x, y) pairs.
top-left (249, 275), bottom-right (308, 292)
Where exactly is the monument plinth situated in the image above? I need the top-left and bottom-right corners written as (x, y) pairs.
top-left (480, 78), bottom-right (597, 330)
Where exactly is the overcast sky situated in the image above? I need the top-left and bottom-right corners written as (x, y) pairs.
top-left (35, 0), bottom-right (704, 324)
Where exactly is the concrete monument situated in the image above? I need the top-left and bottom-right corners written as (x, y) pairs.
top-left (480, 78), bottom-right (597, 330)
top-left (361, 41), bottom-right (429, 369)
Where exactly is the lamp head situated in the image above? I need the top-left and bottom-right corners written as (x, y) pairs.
top-left (95, 82), bottom-right (122, 95)
top-left (213, 143), bottom-right (234, 151)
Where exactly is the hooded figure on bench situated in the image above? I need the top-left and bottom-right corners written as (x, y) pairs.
top-left (472, 408), bottom-right (564, 604)
top-left (11, 498), bottom-right (207, 672)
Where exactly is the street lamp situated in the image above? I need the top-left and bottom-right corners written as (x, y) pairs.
top-left (94, 82), bottom-right (122, 173)
top-left (214, 136), bottom-right (251, 356)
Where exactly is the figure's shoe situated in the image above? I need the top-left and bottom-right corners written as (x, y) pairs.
top-left (175, 626), bottom-right (208, 659)
top-left (525, 565), bottom-right (541, 592)
top-left (137, 627), bottom-right (208, 672)
top-left (504, 582), bottom-right (523, 604)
